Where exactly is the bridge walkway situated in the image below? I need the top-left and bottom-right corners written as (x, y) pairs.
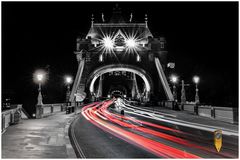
top-left (2, 112), bottom-right (77, 158)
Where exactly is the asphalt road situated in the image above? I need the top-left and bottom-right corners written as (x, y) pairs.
top-left (69, 100), bottom-right (238, 158)
top-left (69, 110), bottom-right (157, 158)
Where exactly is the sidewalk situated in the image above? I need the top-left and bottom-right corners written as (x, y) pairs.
top-left (2, 112), bottom-right (77, 158)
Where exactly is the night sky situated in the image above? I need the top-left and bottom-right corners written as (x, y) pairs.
top-left (2, 2), bottom-right (238, 114)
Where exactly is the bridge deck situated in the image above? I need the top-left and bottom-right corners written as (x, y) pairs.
top-left (2, 112), bottom-right (77, 158)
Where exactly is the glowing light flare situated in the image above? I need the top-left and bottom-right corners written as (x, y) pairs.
top-left (33, 69), bottom-right (47, 84)
top-left (96, 29), bottom-right (146, 58)
top-left (97, 33), bottom-right (116, 55)
top-left (103, 36), bottom-right (114, 49)
top-left (193, 76), bottom-right (200, 84)
top-left (65, 76), bottom-right (72, 84)
top-left (125, 38), bottom-right (137, 48)
top-left (37, 74), bottom-right (44, 82)
top-left (125, 37), bottom-right (141, 54)
top-left (170, 75), bottom-right (178, 83)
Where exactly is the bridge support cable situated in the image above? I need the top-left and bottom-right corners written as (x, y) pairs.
top-left (69, 59), bottom-right (85, 102)
top-left (154, 57), bottom-right (174, 101)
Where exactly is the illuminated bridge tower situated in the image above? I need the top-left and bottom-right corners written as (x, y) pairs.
top-left (70, 6), bottom-right (174, 103)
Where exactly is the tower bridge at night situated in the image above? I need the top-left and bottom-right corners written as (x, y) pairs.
top-left (2, 2), bottom-right (238, 159)
top-left (69, 6), bottom-right (173, 104)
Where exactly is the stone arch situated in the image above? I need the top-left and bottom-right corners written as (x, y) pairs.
top-left (86, 64), bottom-right (153, 101)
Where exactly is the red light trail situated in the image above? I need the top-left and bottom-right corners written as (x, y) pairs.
top-left (81, 100), bottom-right (235, 158)
top-left (82, 100), bottom-right (200, 158)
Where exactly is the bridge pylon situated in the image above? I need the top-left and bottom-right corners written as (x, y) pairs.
top-left (69, 7), bottom-right (174, 103)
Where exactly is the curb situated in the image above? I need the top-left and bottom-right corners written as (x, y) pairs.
top-left (65, 114), bottom-right (77, 158)
top-left (68, 115), bottom-right (87, 158)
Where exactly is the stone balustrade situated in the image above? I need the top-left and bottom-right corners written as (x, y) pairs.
top-left (181, 103), bottom-right (238, 124)
top-left (36, 103), bottom-right (66, 119)
top-left (159, 101), bottom-right (238, 124)
top-left (2, 104), bottom-right (22, 133)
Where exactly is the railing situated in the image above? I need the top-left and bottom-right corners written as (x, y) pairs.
top-left (159, 101), bottom-right (238, 124)
top-left (36, 103), bottom-right (66, 118)
top-left (2, 104), bottom-right (22, 133)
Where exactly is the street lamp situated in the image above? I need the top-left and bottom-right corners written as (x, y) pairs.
top-left (193, 76), bottom-right (200, 104)
top-left (65, 76), bottom-right (73, 103)
top-left (34, 70), bottom-right (46, 105)
top-left (170, 75), bottom-right (178, 102)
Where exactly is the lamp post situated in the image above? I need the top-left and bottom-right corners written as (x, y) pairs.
top-left (65, 76), bottom-right (72, 105)
top-left (193, 76), bottom-right (200, 104)
top-left (36, 73), bottom-right (44, 105)
top-left (181, 80), bottom-right (186, 104)
top-left (34, 70), bottom-right (46, 119)
top-left (171, 75), bottom-right (178, 102)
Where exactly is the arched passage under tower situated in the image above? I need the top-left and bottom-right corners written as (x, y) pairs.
top-left (86, 64), bottom-right (153, 102)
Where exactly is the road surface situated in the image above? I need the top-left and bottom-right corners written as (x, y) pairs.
top-left (69, 100), bottom-right (238, 158)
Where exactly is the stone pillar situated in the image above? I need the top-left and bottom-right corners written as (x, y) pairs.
top-left (36, 105), bottom-right (43, 119)
top-left (195, 84), bottom-right (200, 104)
top-left (66, 85), bottom-right (71, 103)
top-left (2, 115), bottom-right (5, 132)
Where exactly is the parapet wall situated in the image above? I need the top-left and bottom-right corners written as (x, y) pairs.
top-left (2, 103), bottom-right (68, 133)
top-left (159, 101), bottom-right (238, 124)
top-left (180, 103), bottom-right (238, 124)
top-left (36, 103), bottom-right (66, 118)
top-left (2, 105), bottom-right (22, 133)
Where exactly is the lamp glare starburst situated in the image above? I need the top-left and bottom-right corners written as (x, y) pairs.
top-left (103, 37), bottom-right (114, 49)
top-left (125, 38), bottom-right (137, 48)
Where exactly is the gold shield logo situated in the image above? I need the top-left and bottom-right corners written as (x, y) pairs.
top-left (214, 129), bottom-right (222, 152)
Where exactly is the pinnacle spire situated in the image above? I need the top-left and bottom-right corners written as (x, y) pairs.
top-left (145, 14), bottom-right (148, 28)
top-left (91, 14), bottom-right (94, 27)
top-left (129, 13), bottom-right (133, 22)
top-left (102, 13), bottom-right (105, 22)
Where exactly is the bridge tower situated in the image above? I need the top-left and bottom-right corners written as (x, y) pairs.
top-left (69, 6), bottom-right (174, 103)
